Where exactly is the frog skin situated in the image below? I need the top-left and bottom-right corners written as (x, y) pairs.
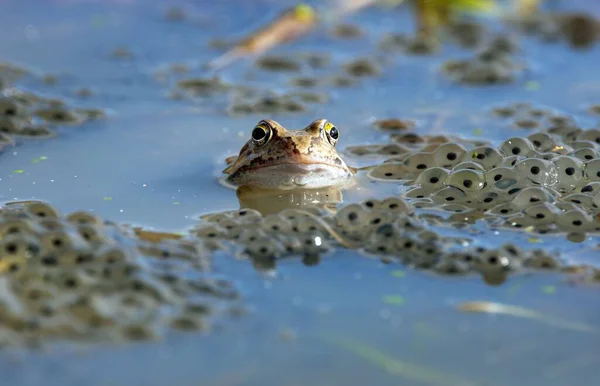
top-left (223, 119), bottom-right (355, 189)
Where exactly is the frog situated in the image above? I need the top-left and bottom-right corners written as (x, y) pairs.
top-left (223, 118), bottom-right (355, 189)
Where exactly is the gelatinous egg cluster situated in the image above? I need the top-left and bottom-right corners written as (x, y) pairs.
top-left (195, 198), bottom-right (562, 286)
top-left (442, 35), bottom-right (522, 85)
top-left (0, 201), bottom-right (240, 349)
top-left (360, 118), bottom-right (600, 240)
top-left (0, 62), bottom-right (105, 145)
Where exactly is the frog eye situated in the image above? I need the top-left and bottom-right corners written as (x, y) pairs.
top-left (251, 123), bottom-right (271, 146)
top-left (323, 121), bottom-right (339, 145)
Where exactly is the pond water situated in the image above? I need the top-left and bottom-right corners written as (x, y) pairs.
top-left (1, 0), bottom-right (599, 385)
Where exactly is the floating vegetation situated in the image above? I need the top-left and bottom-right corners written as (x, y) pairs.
top-left (326, 336), bottom-right (478, 386)
top-left (207, 4), bottom-right (318, 70)
top-left (457, 301), bottom-right (597, 333)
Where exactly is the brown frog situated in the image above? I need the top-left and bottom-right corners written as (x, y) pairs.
top-left (223, 119), bottom-right (355, 189)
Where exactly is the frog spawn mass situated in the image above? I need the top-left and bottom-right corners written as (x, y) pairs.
top-left (361, 121), bottom-right (600, 239)
top-left (0, 62), bottom-right (105, 145)
top-left (0, 201), bottom-right (240, 349)
top-left (195, 201), bottom-right (564, 286)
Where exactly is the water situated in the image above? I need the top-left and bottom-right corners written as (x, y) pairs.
top-left (1, 0), bottom-right (600, 385)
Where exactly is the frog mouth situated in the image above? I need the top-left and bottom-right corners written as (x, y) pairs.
top-left (244, 162), bottom-right (349, 174)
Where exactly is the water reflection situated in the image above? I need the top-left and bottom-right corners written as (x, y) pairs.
top-left (235, 185), bottom-right (344, 216)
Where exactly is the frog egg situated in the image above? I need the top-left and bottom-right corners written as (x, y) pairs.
top-left (53, 249), bottom-right (95, 266)
top-left (552, 155), bottom-right (585, 192)
top-left (434, 260), bottom-right (470, 275)
top-left (566, 232), bottom-right (588, 243)
top-left (527, 132), bottom-right (563, 152)
top-left (576, 128), bottom-right (600, 145)
top-left (0, 234), bottom-right (41, 259)
top-left (500, 137), bottom-right (537, 157)
top-left (584, 159), bottom-right (600, 181)
top-left (403, 186), bottom-right (434, 199)
top-left (504, 213), bottom-right (536, 229)
top-left (484, 167), bottom-right (520, 191)
top-left (446, 169), bottom-right (486, 192)
top-left (121, 323), bottom-right (160, 341)
top-left (569, 139), bottom-right (599, 151)
top-left (522, 252), bottom-right (561, 269)
top-left (380, 197), bottom-right (414, 215)
top-left (523, 203), bottom-right (560, 224)
top-left (394, 213), bottom-right (425, 230)
top-left (127, 275), bottom-right (180, 304)
top-left (409, 243), bottom-right (441, 268)
top-left (572, 148), bottom-right (599, 162)
top-left (402, 152), bottom-right (435, 175)
top-left (230, 208), bottom-right (263, 223)
top-left (261, 214), bottom-right (293, 233)
top-left (394, 234), bottom-right (420, 254)
top-left (378, 144), bottom-right (411, 156)
top-left (345, 144), bottom-right (381, 156)
top-left (41, 230), bottom-right (88, 254)
top-left (34, 106), bottom-right (84, 124)
top-left (512, 186), bottom-right (557, 209)
top-left (360, 198), bottom-right (382, 211)
top-left (194, 224), bottom-right (226, 239)
top-left (0, 96), bottom-right (28, 118)
top-left (391, 132), bottom-right (423, 145)
top-left (335, 204), bottom-right (373, 231)
top-left (75, 224), bottom-right (111, 246)
top-left (487, 202), bottom-right (519, 216)
top-left (0, 256), bottom-right (27, 274)
top-left (23, 201), bottom-right (60, 219)
top-left (431, 186), bottom-right (467, 205)
top-left (472, 191), bottom-right (502, 209)
top-left (37, 218), bottom-right (67, 232)
top-left (499, 155), bottom-right (526, 167)
top-left (200, 211), bottom-right (235, 224)
top-left (216, 218), bottom-right (245, 240)
top-left (95, 245), bottom-right (131, 265)
top-left (0, 219), bottom-right (42, 237)
top-left (238, 228), bottom-right (269, 243)
top-left (439, 203), bottom-right (470, 213)
top-left (17, 282), bottom-right (56, 308)
top-left (563, 193), bottom-right (595, 210)
top-left (451, 161), bottom-right (486, 172)
top-left (368, 162), bottom-right (408, 181)
top-left (411, 198), bottom-right (436, 209)
top-left (514, 158), bottom-right (559, 186)
top-left (578, 182), bottom-right (600, 195)
top-left (471, 250), bottom-right (514, 273)
top-left (464, 146), bottom-right (504, 169)
top-left (66, 211), bottom-right (103, 226)
top-left (433, 143), bottom-right (467, 168)
top-left (365, 228), bottom-right (398, 256)
top-left (415, 167), bottom-right (450, 190)
top-left (296, 234), bottom-right (332, 257)
top-left (291, 215), bottom-right (328, 234)
top-left (554, 201), bottom-right (578, 212)
top-left (556, 209), bottom-right (595, 232)
top-left (592, 191), bottom-right (600, 209)
top-left (0, 116), bottom-right (22, 135)
top-left (366, 208), bottom-right (399, 228)
top-left (67, 294), bottom-right (115, 327)
top-left (548, 125), bottom-right (580, 142)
